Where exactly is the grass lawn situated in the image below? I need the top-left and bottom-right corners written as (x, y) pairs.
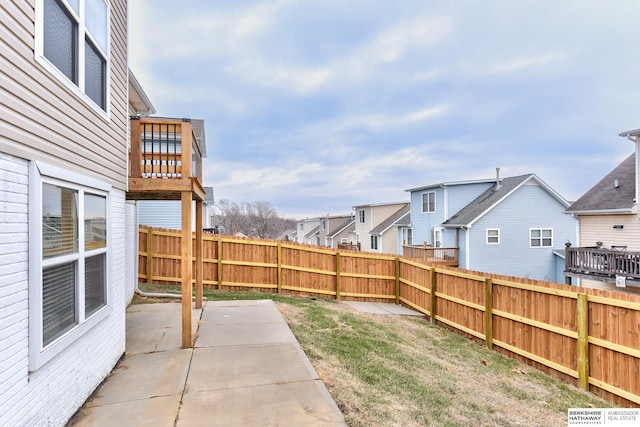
top-left (135, 285), bottom-right (613, 426)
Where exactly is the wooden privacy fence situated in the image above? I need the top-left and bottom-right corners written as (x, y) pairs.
top-left (139, 226), bottom-right (640, 408)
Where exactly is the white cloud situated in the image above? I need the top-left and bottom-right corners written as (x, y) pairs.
top-left (488, 53), bottom-right (560, 75)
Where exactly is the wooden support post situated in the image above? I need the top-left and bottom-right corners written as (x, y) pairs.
top-left (577, 293), bottom-right (590, 391)
top-left (429, 267), bottom-right (437, 324)
top-left (395, 257), bottom-right (400, 305)
top-left (335, 252), bottom-right (341, 301)
top-left (129, 117), bottom-right (141, 178)
top-left (146, 228), bottom-right (153, 284)
top-left (181, 192), bottom-right (193, 349)
top-left (485, 278), bottom-right (493, 349)
top-left (217, 237), bottom-right (223, 289)
top-left (195, 199), bottom-right (203, 309)
top-left (277, 243), bottom-right (282, 294)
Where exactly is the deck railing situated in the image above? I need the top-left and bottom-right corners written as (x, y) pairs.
top-left (402, 244), bottom-right (459, 266)
top-left (565, 245), bottom-right (640, 281)
top-left (130, 117), bottom-right (203, 183)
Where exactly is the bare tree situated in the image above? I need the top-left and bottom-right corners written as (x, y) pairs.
top-left (247, 201), bottom-right (278, 238)
top-left (214, 199), bottom-right (292, 238)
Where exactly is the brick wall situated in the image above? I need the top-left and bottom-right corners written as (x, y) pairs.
top-left (0, 152), bottom-right (127, 426)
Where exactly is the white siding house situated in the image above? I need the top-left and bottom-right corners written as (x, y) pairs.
top-left (0, 0), bottom-right (150, 424)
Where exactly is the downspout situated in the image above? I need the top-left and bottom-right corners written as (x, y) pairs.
top-left (464, 225), bottom-right (471, 268)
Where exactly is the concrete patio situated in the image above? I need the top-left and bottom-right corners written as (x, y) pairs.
top-left (69, 300), bottom-right (347, 426)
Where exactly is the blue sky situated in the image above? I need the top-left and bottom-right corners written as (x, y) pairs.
top-left (129, 1), bottom-right (640, 219)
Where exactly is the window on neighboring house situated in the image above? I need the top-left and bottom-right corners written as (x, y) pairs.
top-left (340, 238), bottom-right (348, 244)
top-left (299, 223), bottom-right (304, 230)
top-left (486, 228), bottom-right (500, 245)
top-left (38, 0), bottom-right (109, 112)
top-left (356, 233), bottom-right (360, 243)
top-left (422, 191), bottom-right (435, 213)
top-left (321, 219), bottom-right (327, 231)
top-left (371, 235), bottom-right (379, 250)
top-left (358, 209), bottom-right (365, 223)
top-left (530, 228), bottom-right (552, 247)
top-left (29, 162), bottom-right (111, 370)
top-left (402, 228), bottom-right (413, 245)
top-left (432, 227), bottom-right (443, 248)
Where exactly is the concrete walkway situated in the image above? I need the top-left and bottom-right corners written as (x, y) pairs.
top-left (70, 300), bottom-right (347, 426)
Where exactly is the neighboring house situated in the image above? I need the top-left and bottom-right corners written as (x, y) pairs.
top-left (138, 184), bottom-right (214, 230)
top-left (564, 129), bottom-right (640, 294)
top-left (406, 172), bottom-right (577, 282)
top-left (353, 202), bottom-right (410, 253)
top-left (320, 214), bottom-right (355, 249)
top-left (295, 217), bottom-right (321, 244)
top-left (0, 1), bottom-right (152, 425)
top-left (277, 228), bottom-right (297, 241)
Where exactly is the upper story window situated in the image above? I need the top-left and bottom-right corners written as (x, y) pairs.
top-left (321, 219), bottom-right (327, 231)
top-left (358, 209), bottom-right (365, 223)
top-left (38, 0), bottom-right (110, 113)
top-left (422, 191), bottom-right (435, 213)
top-left (486, 228), bottom-right (500, 245)
top-left (530, 228), bottom-right (552, 248)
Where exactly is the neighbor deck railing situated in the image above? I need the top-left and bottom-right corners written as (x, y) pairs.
top-left (402, 244), bottom-right (458, 266)
top-left (565, 246), bottom-right (640, 283)
top-left (139, 226), bottom-right (640, 409)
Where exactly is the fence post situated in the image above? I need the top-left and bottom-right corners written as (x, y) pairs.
top-left (217, 237), bottom-right (223, 289)
top-left (146, 228), bottom-right (153, 284)
top-left (277, 243), bottom-right (282, 294)
top-left (336, 252), bottom-right (342, 301)
top-left (395, 257), bottom-right (400, 305)
top-left (485, 278), bottom-right (493, 350)
top-left (429, 267), bottom-right (437, 324)
top-left (577, 293), bottom-right (590, 391)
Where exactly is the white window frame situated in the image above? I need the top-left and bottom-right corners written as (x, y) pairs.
top-left (530, 228), bottom-right (553, 248)
top-left (28, 161), bottom-right (112, 371)
top-left (402, 227), bottom-right (413, 245)
top-left (358, 209), bottom-right (365, 223)
top-left (432, 227), bottom-right (443, 248)
top-left (340, 237), bottom-right (348, 244)
top-left (486, 228), bottom-right (500, 245)
top-left (371, 235), bottom-right (379, 251)
top-left (422, 191), bottom-right (436, 213)
top-left (35, 0), bottom-right (111, 118)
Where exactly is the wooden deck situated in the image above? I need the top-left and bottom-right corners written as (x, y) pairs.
top-left (127, 116), bottom-right (206, 348)
top-left (565, 245), bottom-right (640, 286)
top-left (402, 245), bottom-right (459, 267)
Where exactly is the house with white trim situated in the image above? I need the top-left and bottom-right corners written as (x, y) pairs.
top-left (564, 129), bottom-right (640, 294)
top-left (353, 202), bottom-right (410, 253)
top-left (406, 172), bottom-right (577, 282)
top-left (0, 1), bottom-right (157, 424)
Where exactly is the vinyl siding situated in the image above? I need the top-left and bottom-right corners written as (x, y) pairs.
top-left (0, 1), bottom-right (130, 424)
top-left (0, 0), bottom-right (129, 191)
top-left (577, 213), bottom-right (640, 251)
top-left (354, 203), bottom-right (406, 252)
top-left (410, 183), bottom-right (491, 247)
top-left (466, 182), bottom-right (576, 282)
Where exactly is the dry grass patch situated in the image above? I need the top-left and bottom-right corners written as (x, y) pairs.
top-left (275, 298), bottom-right (612, 427)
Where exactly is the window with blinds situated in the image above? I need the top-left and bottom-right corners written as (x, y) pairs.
top-left (39, 182), bottom-right (107, 349)
top-left (39, 0), bottom-right (109, 111)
